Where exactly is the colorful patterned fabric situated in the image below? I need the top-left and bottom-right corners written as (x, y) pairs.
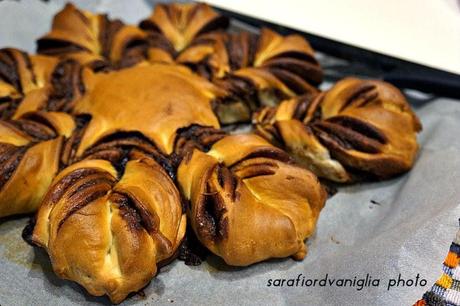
top-left (415, 221), bottom-right (460, 306)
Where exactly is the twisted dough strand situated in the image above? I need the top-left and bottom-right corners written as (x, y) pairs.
top-left (254, 78), bottom-right (422, 182)
top-left (37, 3), bottom-right (149, 70)
top-left (0, 111), bottom-right (75, 217)
top-left (178, 134), bottom-right (326, 266)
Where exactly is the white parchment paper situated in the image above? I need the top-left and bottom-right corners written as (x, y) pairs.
top-left (0, 1), bottom-right (459, 305)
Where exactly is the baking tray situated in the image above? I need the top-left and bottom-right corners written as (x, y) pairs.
top-left (1, 1), bottom-right (460, 305)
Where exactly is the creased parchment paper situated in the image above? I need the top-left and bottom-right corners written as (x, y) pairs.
top-left (0, 1), bottom-right (459, 305)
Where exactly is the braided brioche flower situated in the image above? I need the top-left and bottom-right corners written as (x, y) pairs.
top-left (0, 2), bottom-right (421, 304)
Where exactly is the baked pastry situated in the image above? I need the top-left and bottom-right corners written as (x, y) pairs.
top-left (177, 28), bottom-right (323, 124)
top-left (25, 63), bottom-right (325, 302)
top-left (178, 134), bottom-right (326, 266)
top-left (0, 2), bottom-right (421, 304)
top-left (254, 78), bottom-right (422, 182)
top-left (140, 3), bottom-right (322, 124)
top-left (0, 111), bottom-right (75, 217)
top-left (37, 3), bottom-right (149, 70)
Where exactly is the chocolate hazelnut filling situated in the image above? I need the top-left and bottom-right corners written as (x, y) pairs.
top-left (82, 131), bottom-right (174, 179)
top-left (224, 32), bottom-right (258, 70)
top-left (0, 48), bottom-right (23, 92)
top-left (196, 15), bottom-right (229, 36)
top-left (232, 160), bottom-right (279, 180)
top-left (178, 225), bottom-right (209, 266)
top-left (7, 118), bottom-right (56, 141)
top-left (327, 116), bottom-right (388, 144)
top-left (61, 114), bottom-right (90, 167)
top-left (0, 144), bottom-right (27, 190)
top-left (230, 146), bottom-right (292, 168)
top-left (0, 49), bottom-right (38, 119)
top-left (47, 168), bottom-right (103, 204)
top-left (338, 83), bottom-right (377, 112)
top-left (37, 39), bottom-right (88, 57)
top-left (264, 57), bottom-right (323, 86)
top-left (46, 59), bottom-right (85, 113)
top-left (312, 119), bottom-right (384, 154)
top-left (57, 177), bottom-right (114, 231)
top-left (197, 179), bottom-right (229, 242)
top-left (0, 97), bottom-right (22, 120)
top-left (110, 191), bottom-right (157, 235)
top-left (0, 111), bottom-right (68, 190)
top-left (111, 193), bottom-right (145, 232)
top-left (174, 125), bottom-right (226, 157)
top-left (99, 16), bottom-right (124, 60)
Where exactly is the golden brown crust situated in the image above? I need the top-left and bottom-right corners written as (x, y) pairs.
top-left (254, 78), bottom-right (422, 182)
top-left (32, 158), bottom-right (186, 304)
top-left (177, 134), bottom-right (326, 266)
top-left (73, 64), bottom-right (222, 155)
top-left (0, 111), bottom-right (75, 217)
top-left (37, 3), bottom-right (149, 70)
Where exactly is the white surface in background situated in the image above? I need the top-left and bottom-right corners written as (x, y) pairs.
top-left (0, 0), bottom-right (153, 52)
top-left (207, 0), bottom-right (460, 75)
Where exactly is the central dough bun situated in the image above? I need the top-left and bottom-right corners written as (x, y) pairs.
top-left (73, 64), bottom-right (222, 155)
